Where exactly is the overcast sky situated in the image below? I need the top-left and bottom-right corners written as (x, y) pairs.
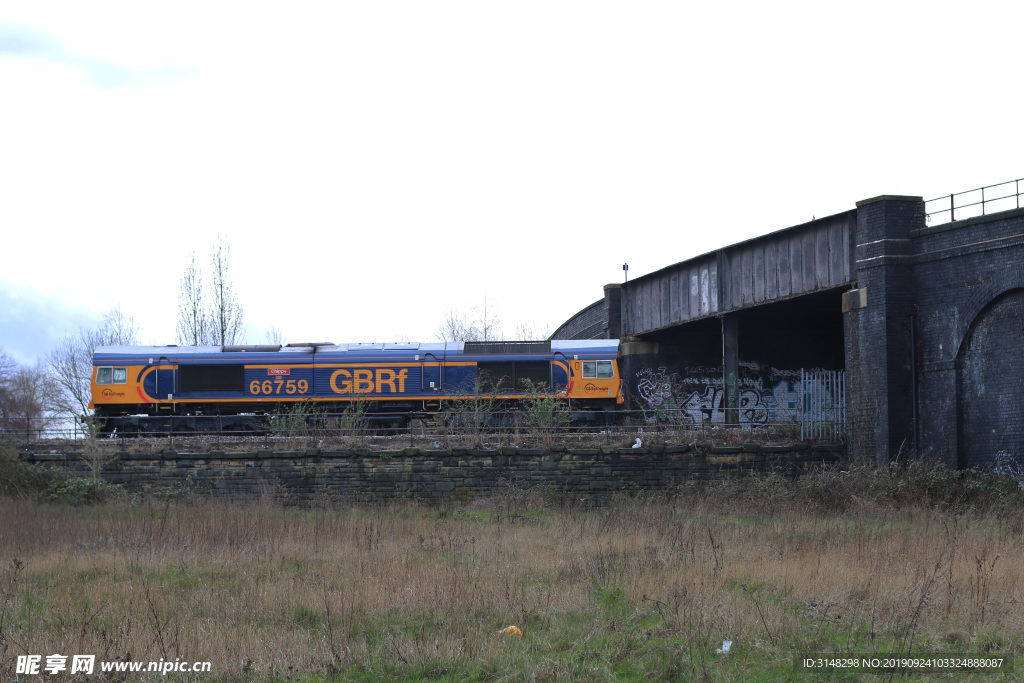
top-left (1, 1), bottom-right (1021, 365)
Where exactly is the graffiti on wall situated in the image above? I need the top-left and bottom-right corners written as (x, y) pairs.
top-left (994, 451), bottom-right (1024, 490)
top-left (634, 362), bottom-right (837, 425)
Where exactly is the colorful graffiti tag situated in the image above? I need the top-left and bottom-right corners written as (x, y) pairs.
top-left (634, 363), bottom-right (837, 426)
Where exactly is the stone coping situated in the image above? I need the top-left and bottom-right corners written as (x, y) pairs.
top-left (23, 442), bottom-right (843, 462)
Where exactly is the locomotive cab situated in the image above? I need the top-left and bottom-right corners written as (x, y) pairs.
top-left (567, 357), bottom-right (622, 406)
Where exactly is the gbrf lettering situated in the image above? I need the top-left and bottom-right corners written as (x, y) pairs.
top-left (329, 368), bottom-right (408, 394)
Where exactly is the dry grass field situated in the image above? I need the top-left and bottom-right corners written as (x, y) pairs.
top-left (1, 462), bottom-right (1023, 681)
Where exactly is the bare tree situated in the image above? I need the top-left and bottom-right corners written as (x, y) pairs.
top-left (265, 326), bottom-right (284, 345)
top-left (435, 303), bottom-right (502, 342)
top-left (210, 236), bottom-right (244, 345)
top-left (175, 237), bottom-right (245, 346)
top-left (479, 297), bottom-right (500, 342)
top-left (436, 309), bottom-right (480, 342)
top-left (0, 348), bottom-right (21, 434)
top-left (176, 251), bottom-right (214, 345)
top-left (511, 319), bottom-right (550, 341)
top-left (0, 358), bottom-right (50, 437)
top-left (47, 307), bottom-right (140, 420)
top-left (0, 348), bottom-right (15, 388)
top-left (96, 306), bottom-right (140, 347)
top-left (47, 334), bottom-right (93, 419)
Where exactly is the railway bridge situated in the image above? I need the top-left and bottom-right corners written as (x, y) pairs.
top-left (554, 180), bottom-right (1024, 469)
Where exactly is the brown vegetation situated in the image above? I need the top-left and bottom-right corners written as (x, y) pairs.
top-left (1, 469), bottom-right (1022, 681)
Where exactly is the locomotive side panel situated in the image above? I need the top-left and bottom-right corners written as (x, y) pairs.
top-left (313, 364), bottom-right (422, 399)
top-left (90, 340), bottom-right (623, 431)
top-left (245, 365), bottom-right (316, 400)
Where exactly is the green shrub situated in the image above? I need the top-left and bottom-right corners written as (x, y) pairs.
top-left (0, 444), bottom-right (121, 505)
top-left (38, 476), bottom-right (118, 506)
top-left (0, 445), bottom-right (55, 497)
top-left (518, 379), bottom-right (572, 445)
top-left (271, 401), bottom-right (316, 437)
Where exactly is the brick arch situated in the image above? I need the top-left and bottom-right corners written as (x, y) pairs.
top-left (953, 264), bottom-right (1024, 361)
top-left (955, 287), bottom-right (1024, 469)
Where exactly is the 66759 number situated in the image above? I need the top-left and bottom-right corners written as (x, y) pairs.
top-left (249, 379), bottom-right (309, 395)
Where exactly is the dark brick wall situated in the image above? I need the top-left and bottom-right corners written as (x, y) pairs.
top-left (549, 196), bottom-right (1024, 470)
top-left (956, 290), bottom-right (1024, 469)
top-left (551, 299), bottom-right (606, 340)
top-left (24, 444), bottom-right (843, 502)
top-left (845, 195), bottom-right (922, 466)
top-left (911, 208), bottom-right (1024, 468)
top-left (551, 285), bottom-right (622, 340)
top-left (848, 201), bottom-right (1024, 468)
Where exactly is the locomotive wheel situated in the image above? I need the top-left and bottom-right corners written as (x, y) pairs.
top-left (223, 424), bottom-right (256, 435)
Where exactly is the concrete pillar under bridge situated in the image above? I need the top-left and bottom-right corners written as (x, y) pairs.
top-left (722, 315), bottom-right (739, 426)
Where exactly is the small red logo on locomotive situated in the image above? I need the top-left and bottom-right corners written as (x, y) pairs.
top-left (267, 368), bottom-right (291, 376)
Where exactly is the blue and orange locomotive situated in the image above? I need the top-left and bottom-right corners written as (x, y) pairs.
top-left (89, 340), bottom-right (622, 433)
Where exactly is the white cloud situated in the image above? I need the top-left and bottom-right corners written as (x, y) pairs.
top-left (0, 283), bottom-right (106, 364)
top-left (0, 1), bottom-right (1021, 357)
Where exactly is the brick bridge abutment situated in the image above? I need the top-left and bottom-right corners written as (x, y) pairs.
top-left (555, 193), bottom-right (1024, 470)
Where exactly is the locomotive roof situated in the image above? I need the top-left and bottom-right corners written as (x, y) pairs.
top-left (93, 339), bottom-right (618, 362)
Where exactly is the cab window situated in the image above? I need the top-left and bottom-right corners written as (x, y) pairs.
top-left (581, 361), bottom-right (614, 379)
top-left (96, 367), bottom-right (127, 384)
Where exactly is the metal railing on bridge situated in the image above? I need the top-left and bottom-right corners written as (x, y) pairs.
top-left (925, 177), bottom-right (1023, 225)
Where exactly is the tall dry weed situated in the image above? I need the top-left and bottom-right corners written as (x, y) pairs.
top-left (0, 481), bottom-right (1022, 679)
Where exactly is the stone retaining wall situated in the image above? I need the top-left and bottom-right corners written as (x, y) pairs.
top-left (23, 443), bottom-right (843, 502)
